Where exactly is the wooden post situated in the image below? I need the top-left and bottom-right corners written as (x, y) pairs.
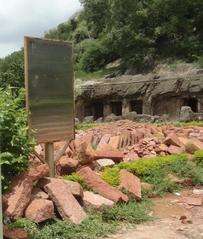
top-left (45, 143), bottom-right (55, 177)
top-left (0, 166), bottom-right (3, 239)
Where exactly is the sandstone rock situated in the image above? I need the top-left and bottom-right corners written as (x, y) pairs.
top-left (182, 197), bottom-right (202, 206)
top-left (108, 136), bottom-right (120, 149)
top-left (44, 179), bottom-right (87, 224)
top-left (56, 157), bottom-right (79, 175)
top-left (168, 145), bottom-right (184, 154)
top-left (97, 134), bottom-right (111, 150)
top-left (38, 177), bottom-right (84, 202)
top-left (95, 144), bottom-right (124, 163)
top-left (3, 225), bottom-right (28, 239)
top-left (185, 139), bottom-right (203, 154)
top-left (83, 191), bottom-right (114, 210)
top-left (75, 142), bottom-right (95, 165)
top-left (119, 170), bottom-right (141, 200)
top-left (27, 164), bottom-right (49, 181)
top-left (164, 133), bottom-right (182, 147)
top-left (5, 174), bottom-right (33, 219)
top-left (31, 187), bottom-right (49, 199)
top-left (96, 158), bottom-right (115, 170)
top-left (159, 143), bottom-right (169, 152)
top-left (78, 167), bottom-right (128, 203)
top-left (25, 199), bottom-right (54, 223)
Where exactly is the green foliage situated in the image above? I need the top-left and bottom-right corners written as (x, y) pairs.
top-left (102, 199), bottom-right (151, 223)
top-left (101, 167), bottom-right (120, 186)
top-left (174, 121), bottom-right (203, 127)
top-left (0, 50), bottom-right (24, 88)
top-left (10, 213), bottom-right (117, 239)
top-left (194, 150), bottom-right (203, 166)
top-left (10, 200), bottom-right (150, 239)
top-left (63, 173), bottom-right (88, 189)
top-left (0, 87), bottom-right (35, 190)
top-left (101, 154), bottom-right (203, 195)
top-left (76, 123), bottom-right (100, 131)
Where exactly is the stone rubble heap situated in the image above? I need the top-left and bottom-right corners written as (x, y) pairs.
top-left (3, 120), bottom-right (203, 231)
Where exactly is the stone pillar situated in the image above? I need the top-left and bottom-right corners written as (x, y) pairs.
top-left (103, 103), bottom-right (111, 117)
top-left (143, 98), bottom-right (151, 115)
top-left (122, 98), bottom-right (130, 116)
top-left (198, 98), bottom-right (203, 112)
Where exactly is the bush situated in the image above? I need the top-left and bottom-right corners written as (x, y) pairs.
top-left (63, 173), bottom-right (87, 189)
top-left (0, 87), bottom-right (35, 190)
top-left (194, 150), bottom-right (203, 166)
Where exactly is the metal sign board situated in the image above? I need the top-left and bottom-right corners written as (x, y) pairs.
top-left (24, 37), bottom-right (74, 143)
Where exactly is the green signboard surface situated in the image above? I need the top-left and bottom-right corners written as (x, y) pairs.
top-left (24, 37), bottom-right (74, 143)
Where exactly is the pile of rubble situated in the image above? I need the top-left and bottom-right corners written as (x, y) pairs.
top-left (3, 120), bottom-right (203, 230)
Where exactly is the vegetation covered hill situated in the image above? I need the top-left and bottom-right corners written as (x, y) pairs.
top-left (1, 0), bottom-right (203, 88)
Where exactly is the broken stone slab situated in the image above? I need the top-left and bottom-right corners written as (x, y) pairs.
top-left (78, 167), bottom-right (128, 203)
top-left (108, 136), bottom-right (120, 149)
top-left (25, 199), bottom-right (54, 223)
top-left (97, 134), bottom-right (111, 150)
top-left (44, 180), bottom-right (87, 224)
top-left (163, 133), bottom-right (182, 147)
top-left (95, 144), bottom-right (124, 163)
top-left (83, 191), bottom-right (114, 210)
top-left (4, 174), bottom-right (33, 219)
top-left (37, 177), bottom-right (84, 202)
top-left (167, 145), bottom-right (185, 155)
top-left (95, 158), bottom-right (115, 170)
top-left (3, 225), bottom-right (28, 239)
top-left (119, 169), bottom-right (141, 200)
top-left (185, 139), bottom-right (203, 154)
top-left (31, 187), bottom-right (49, 199)
top-left (26, 164), bottom-right (49, 181)
top-left (56, 157), bottom-right (79, 176)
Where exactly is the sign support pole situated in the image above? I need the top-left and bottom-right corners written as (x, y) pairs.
top-left (0, 166), bottom-right (3, 239)
top-left (45, 143), bottom-right (55, 177)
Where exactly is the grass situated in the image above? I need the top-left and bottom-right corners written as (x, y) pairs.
top-left (174, 121), bottom-right (203, 127)
top-left (10, 200), bottom-right (151, 239)
top-left (102, 154), bottom-right (203, 196)
top-left (76, 123), bottom-right (101, 131)
top-left (75, 67), bottom-right (118, 81)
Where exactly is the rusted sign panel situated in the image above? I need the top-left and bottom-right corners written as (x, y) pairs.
top-left (24, 37), bottom-right (74, 143)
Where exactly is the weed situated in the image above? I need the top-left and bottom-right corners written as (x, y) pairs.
top-left (63, 173), bottom-right (88, 189)
top-left (194, 150), bottom-right (203, 166)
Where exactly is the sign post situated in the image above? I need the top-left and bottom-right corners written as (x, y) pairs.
top-left (24, 37), bottom-right (75, 176)
top-left (0, 166), bottom-right (3, 239)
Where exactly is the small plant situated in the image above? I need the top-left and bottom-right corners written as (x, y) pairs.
top-left (102, 200), bottom-right (151, 223)
top-left (63, 172), bottom-right (87, 189)
top-left (174, 121), bottom-right (203, 127)
top-left (76, 123), bottom-right (100, 131)
top-left (101, 167), bottom-right (120, 186)
top-left (194, 150), bottom-right (203, 166)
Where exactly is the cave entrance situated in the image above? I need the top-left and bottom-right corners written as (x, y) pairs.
top-left (183, 98), bottom-right (198, 113)
top-left (93, 102), bottom-right (104, 120)
top-left (84, 104), bottom-right (93, 117)
top-left (111, 101), bottom-right (122, 116)
top-left (130, 100), bottom-right (143, 114)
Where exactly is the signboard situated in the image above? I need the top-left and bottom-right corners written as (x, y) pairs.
top-left (24, 37), bottom-right (74, 143)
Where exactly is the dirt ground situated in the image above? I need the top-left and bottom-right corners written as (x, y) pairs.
top-left (107, 188), bottom-right (203, 239)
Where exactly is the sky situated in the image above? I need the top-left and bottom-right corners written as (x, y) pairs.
top-left (0, 0), bottom-right (81, 58)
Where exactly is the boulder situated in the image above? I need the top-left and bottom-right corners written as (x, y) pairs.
top-left (83, 191), bottom-right (114, 210)
top-left (185, 139), bottom-right (203, 154)
top-left (119, 170), bottom-right (141, 200)
top-left (180, 106), bottom-right (194, 122)
top-left (56, 157), bottom-right (79, 175)
top-left (168, 145), bottom-right (185, 155)
top-left (95, 159), bottom-right (115, 170)
top-left (78, 167), bottom-right (128, 203)
top-left (5, 174), bottom-right (33, 219)
top-left (37, 177), bottom-right (84, 202)
top-left (44, 179), bottom-right (87, 224)
top-left (108, 136), bottom-right (120, 149)
top-left (27, 164), bottom-right (49, 181)
top-left (25, 199), bottom-right (54, 223)
top-left (3, 225), bottom-right (28, 239)
top-left (31, 187), bottom-right (49, 199)
top-left (95, 144), bottom-right (124, 163)
top-left (83, 116), bottom-right (94, 124)
top-left (97, 134), bottom-right (111, 150)
top-left (163, 133), bottom-right (182, 147)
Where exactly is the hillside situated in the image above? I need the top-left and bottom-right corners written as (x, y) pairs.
top-left (1, 0), bottom-right (203, 88)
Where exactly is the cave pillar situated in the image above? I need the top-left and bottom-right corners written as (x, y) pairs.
top-left (103, 102), bottom-right (111, 117)
top-left (122, 98), bottom-right (130, 116)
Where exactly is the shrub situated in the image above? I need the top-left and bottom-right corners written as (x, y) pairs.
top-left (194, 150), bottom-right (203, 166)
top-left (63, 173), bottom-right (87, 189)
top-left (0, 87), bottom-right (35, 190)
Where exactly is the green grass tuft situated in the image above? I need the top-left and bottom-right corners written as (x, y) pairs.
top-left (63, 173), bottom-right (87, 189)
